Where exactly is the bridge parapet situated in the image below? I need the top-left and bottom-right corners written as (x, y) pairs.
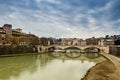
top-left (37, 45), bottom-right (110, 53)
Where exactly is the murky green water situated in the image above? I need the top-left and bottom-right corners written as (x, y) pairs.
top-left (0, 53), bottom-right (106, 80)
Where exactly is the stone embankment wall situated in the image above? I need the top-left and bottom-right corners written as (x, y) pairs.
top-left (0, 45), bottom-right (37, 55)
top-left (82, 54), bottom-right (120, 80)
top-left (109, 45), bottom-right (120, 56)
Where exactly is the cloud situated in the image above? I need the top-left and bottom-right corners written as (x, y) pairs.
top-left (35, 0), bottom-right (42, 3)
top-left (0, 0), bottom-right (120, 39)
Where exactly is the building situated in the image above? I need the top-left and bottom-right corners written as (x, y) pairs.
top-left (99, 38), bottom-right (115, 46)
top-left (80, 40), bottom-right (86, 46)
top-left (0, 24), bottom-right (12, 45)
top-left (39, 37), bottom-right (56, 46)
top-left (98, 35), bottom-right (116, 46)
top-left (0, 24), bottom-right (39, 45)
top-left (3, 24), bottom-right (12, 37)
top-left (0, 27), bottom-right (6, 45)
top-left (86, 37), bottom-right (99, 45)
top-left (61, 38), bottom-right (81, 46)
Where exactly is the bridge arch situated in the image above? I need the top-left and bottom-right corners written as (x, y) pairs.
top-left (64, 46), bottom-right (81, 50)
top-left (64, 46), bottom-right (81, 53)
top-left (48, 46), bottom-right (55, 52)
top-left (85, 47), bottom-right (101, 53)
top-left (47, 46), bottom-right (63, 52)
top-left (64, 46), bottom-right (81, 58)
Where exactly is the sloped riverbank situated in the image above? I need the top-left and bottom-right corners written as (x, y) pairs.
top-left (82, 57), bottom-right (120, 80)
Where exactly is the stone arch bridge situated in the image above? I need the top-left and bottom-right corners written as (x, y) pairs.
top-left (37, 45), bottom-right (110, 53)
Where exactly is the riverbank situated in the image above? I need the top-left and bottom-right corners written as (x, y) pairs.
top-left (0, 53), bottom-right (38, 58)
top-left (0, 45), bottom-right (37, 55)
top-left (82, 56), bottom-right (120, 80)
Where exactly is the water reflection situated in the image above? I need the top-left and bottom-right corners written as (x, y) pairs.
top-left (0, 53), bottom-right (106, 80)
top-left (85, 52), bottom-right (100, 59)
top-left (65, 52), bottom-right (81, 58)
top-left (49, 52), bottom-right (100, 59)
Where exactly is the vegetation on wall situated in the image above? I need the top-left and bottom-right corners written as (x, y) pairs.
top-left (0, 45), bottom-right (37, 55)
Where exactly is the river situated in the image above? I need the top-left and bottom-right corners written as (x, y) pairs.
top-left (0, 53), bottom-right (106, 80)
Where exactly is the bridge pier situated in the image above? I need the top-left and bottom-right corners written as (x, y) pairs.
top-left (100, 46), bottom-right (110, 54)
top-left (37, 46), bottom-right (48, 53)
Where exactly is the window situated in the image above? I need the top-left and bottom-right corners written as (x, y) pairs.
top-left (2, 37), bottom-right (4, 40)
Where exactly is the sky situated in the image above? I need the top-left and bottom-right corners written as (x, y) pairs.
top-left (0, 0), bottom-right (120, 39)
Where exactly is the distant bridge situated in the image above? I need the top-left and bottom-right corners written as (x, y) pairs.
top-left (37, 45), bottom-right (110, 53)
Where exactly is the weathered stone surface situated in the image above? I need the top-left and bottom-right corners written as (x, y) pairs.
top-left (82, 59), bottom-right (120, 80)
